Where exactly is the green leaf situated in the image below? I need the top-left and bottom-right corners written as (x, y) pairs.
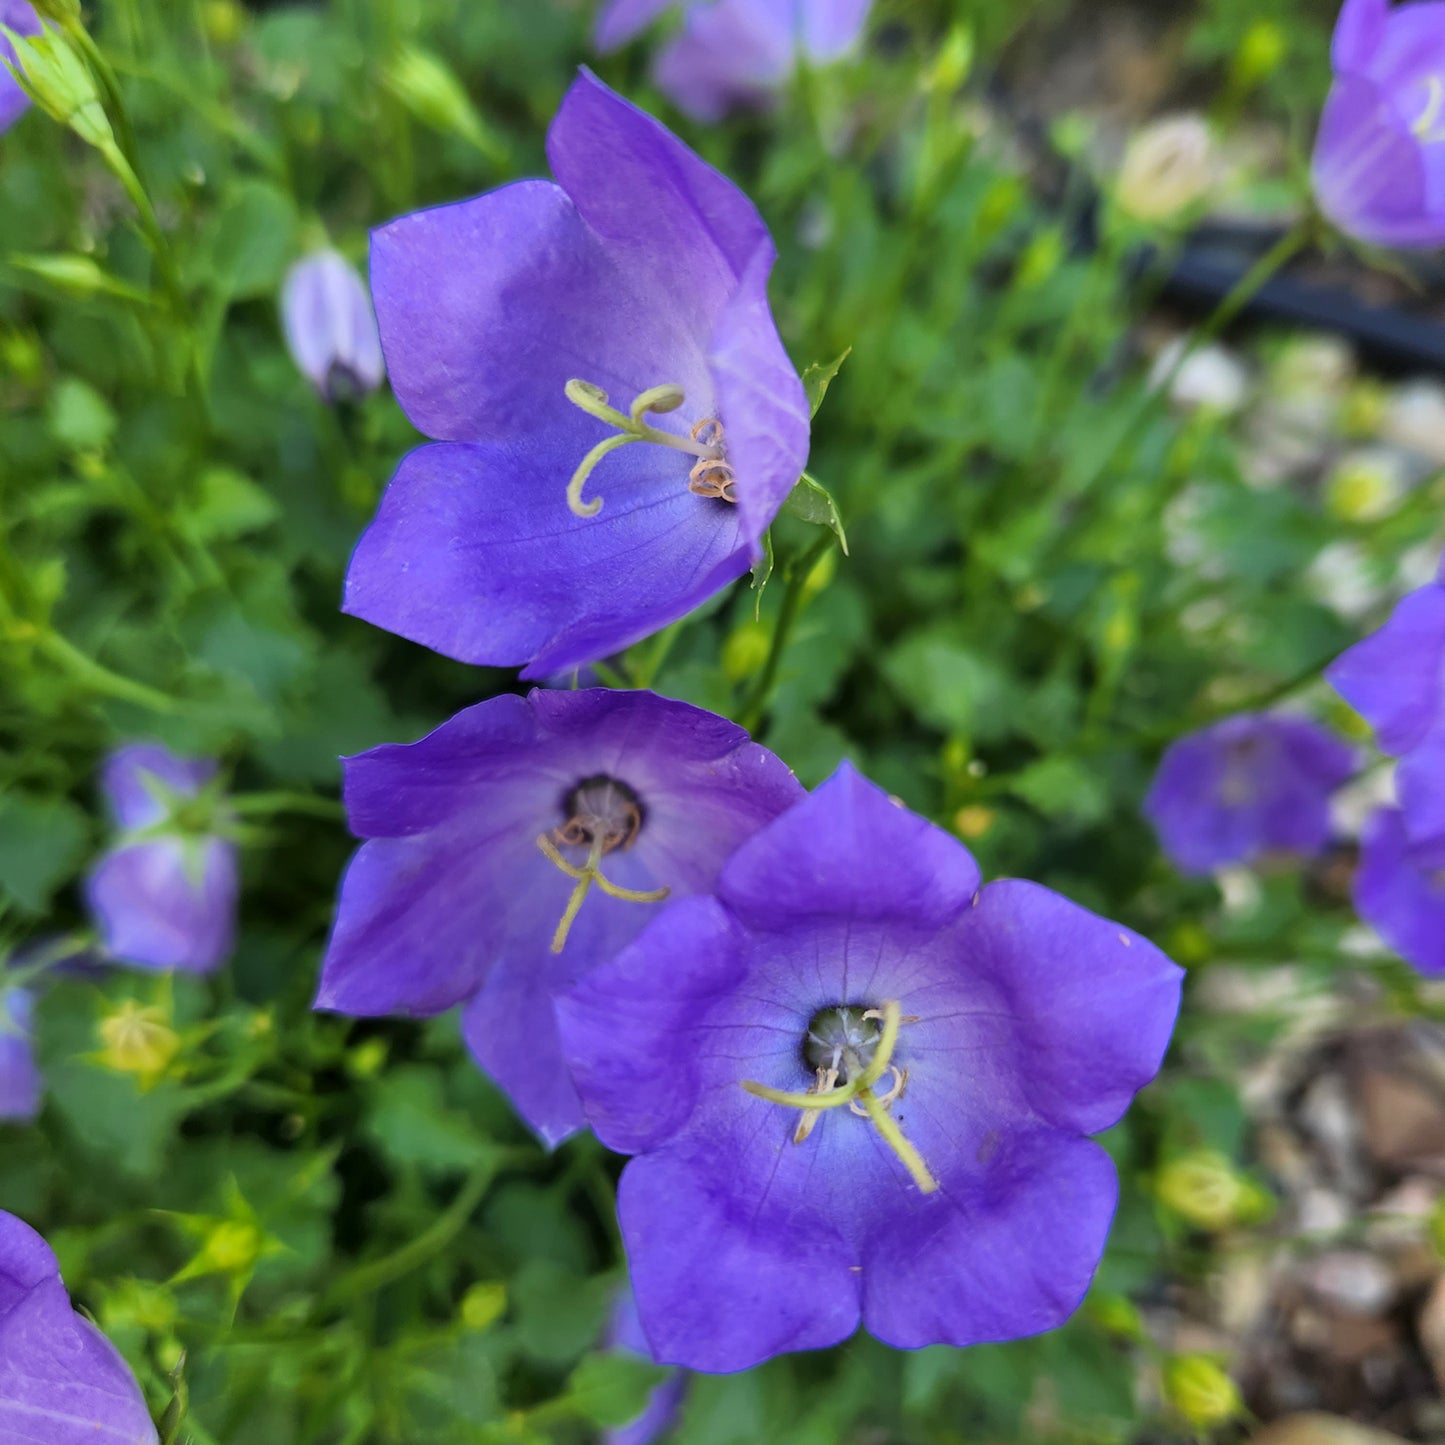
top-left (883, 631), bottom-right (1014, 740)
top-left (802, 347), bottom-right (850, 417)
top-left (365, 1067), bottom-right (497, 1176)
top-left (0, 794), bottom-right (89, 913)
top-left (511, 1260), bottom-right (613, 1363)
top-left (780, 471), bottom-right (848, 553)
top-left (565, 1352), bottom-right (670, 1429)
top-left (47, 376), bottom-right (116, 452)
top-left (205, 182), bottom-right (298, 300)
top-left (184, 467), bottom-right (281, 543)
top-left (1007, 755), bottom-right (1111, 827)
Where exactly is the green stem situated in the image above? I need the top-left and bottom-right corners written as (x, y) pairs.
top-left (228, 792), bottom-right (344, 820)
top-left (738, 532), bottom-right (835, 734)
top-left (1073, 219), bottom-right (1315, 498)
top-left (313, 1161), bottom-right (498, 1315)
top-left (36, 630), bottom-right (181, 713)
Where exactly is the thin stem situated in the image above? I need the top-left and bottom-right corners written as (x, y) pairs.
top-left (36, 630), bottom-right (180, 713)
top-left (228, 792), bottom-right (344, 820)
top-left (738, 531), bottom-right (835, 734)
top-left (312, 1160), bottom-right (498, 1316)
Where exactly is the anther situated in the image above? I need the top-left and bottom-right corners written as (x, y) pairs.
top-left (536, 814), bottom-right (669, 954)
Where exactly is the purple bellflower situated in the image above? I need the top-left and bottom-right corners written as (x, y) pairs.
top-left (281, 249), bottom-right (385, 402)
top-left (605, 1287), bottom-right (688, 1445)
top-left (314, 688), bottom-right (802, 1146)
top-left (0, 2), bottom-right (41, 134)
top-left (1354, 806), bottom-right (1445, 974)
top-left (0, 1211), bottom-right (158, 1444)
top-left (1312, 0), bottom-right (1445, 249)
top-left (1328, 575), bottom-right (1445, 864)
top-left (557, 763), bottom-right (1183, 1371)
top-left (1143, 713), bottom-right (1356, 876)
top-left (595, 0), bottom-right (874, 123)
top-left (345, 72), bottom-right (809, 678)
top-left (0, 988), bottom-right (39, 1123)
top-left (84, 744), bottom-right (239, 974)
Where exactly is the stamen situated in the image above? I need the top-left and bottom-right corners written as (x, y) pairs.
top-left (562, 376), bottom-right (735, 518)
top-left (536, 831), bottom-right (669, 954)
top-left (741, 1000), bottom-right (940, 1194)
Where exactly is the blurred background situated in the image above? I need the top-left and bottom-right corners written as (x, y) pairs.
top-left (3, 0), bottom-right (1445, 1441)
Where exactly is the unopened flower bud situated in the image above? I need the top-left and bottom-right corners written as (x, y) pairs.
top-left (199, 1220), bottom-right (262, 1275)
top-left (1162, 1354), bottom-right (1241, 1428)
top-left (1115, 115), bottom-right (1215, 224)
top-left (281, 250), bottom-right (385, 403)
top-left (1325, 448), bottom-right (1410, 522)
top-left (1231, 19), bottom-right (1286, 93)
top-left (383, 44), bottom-right (502, 160)
top-left (3, 19), bottom-right (113, 150)
top-left (722, 621), bottom-right (770, 684)
top-left (1156, 1150), bottom-right (1264, 1231)
top-left (97, 1001), bottom-right (179, 1084)
top-left (460, 1281), bottom-right (506, 1331)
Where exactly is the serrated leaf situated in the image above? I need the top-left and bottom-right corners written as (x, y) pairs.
top-left (802, 347), bottom-right (850, 417)
top-left (781, 471), bottom-right (848, 553)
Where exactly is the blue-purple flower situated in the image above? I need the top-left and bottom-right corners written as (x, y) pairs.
top-left (0, 1210), bottom-right (158, 1444)
top-left (605, 1288), bottom-right (688, 1445)
top-left (1312, 0), bottom-right (1445, 249)
top-left (1327, 573), bottom-right (1445, 863)
top-left (1354, 806), bottom-right (1445, 974)
top-left (0, 988), bottom-right (39, 1123)
top-left (345, 71), bottom-right (809, 678)
top-left (84, 744), bottom-right (239, 974)
top-left (281, 249), bottom-right (385, 402)
top-left (0, 1), bottom-right (41, 134)
top-left (557, 763), bottom-right (1182, 1371)
top-left (314, 688), bottom-right (802, 1146)
top-left (595, 0), bottom-right (873, 123)
top-left (1143, 713), bottom-right (1356, 876)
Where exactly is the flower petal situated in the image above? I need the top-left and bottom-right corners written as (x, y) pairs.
top-left (343, 440), bottom-right (750, 674)
top-left (1327, 583), bottom-right (1445, 754)
top-left (0, 990), bottom-right (39, 1124)
top-left (861, 1130), bottom-right (1117, 1350)
top-left (717, 761), bottom-right (981, 932)
top-left (101, 744), bottom-right (213, 831)
top-left (0, 1212), bottom-right (158, 1445)
top-left (557, 896), bottom-right (747, 1156)
top-left (618, 1134), bottom-right (859, 1371)
top-left (1331, 0), bottom-right (1388, 73)
top-left (961, 880), bottom-right (1182, 1135)
top-left (1355, 806), bottom-right (1445, 975)
top-left (85, 837), bottom-right (237, 974)
top-left (593, 0), bottom-right (676, 50)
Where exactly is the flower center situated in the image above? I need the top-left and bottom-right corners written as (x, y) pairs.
top-left (536, 774), bottom-right (669, 954)
top-left (561, 378), bottom-right (737, 518)
top-left (741, 999), bottom-right (939, 1194)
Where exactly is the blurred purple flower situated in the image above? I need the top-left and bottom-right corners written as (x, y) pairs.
top-left (314, 688), bottom-right (802, 1146)
top-left (0, 2), bottom-right (41, 134)
top-left (0, 989), bottom-right (39, 1123)
top-left (281, 249), bottom-right (385, 402)
top-left (84, 744), bottom-right (239, 974)
top-left (558, 763), bottom-right (1182, 1371)
top-left (1312, 0), bottom-right (1445, 249)
top-left (1354, 807), bottom-right (1445, 974)
top-left (605, 1288), bottom-right (688, 1445)
top-left (1328, 573), bottom-right (1445, 863)
top-left (595, 0), bottom-right (873, 122)
top-left (346, 71), bottom-right (809, 678)
top-left (0, 1210), bottom-right (157, 1444)
top-left (1143, 713), bottom-right (1356, 876)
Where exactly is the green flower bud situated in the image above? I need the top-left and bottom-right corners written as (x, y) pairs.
top-left (460, 1281), bottom-right (507, 1332)
top-left (199, 1220), bottom-right (263, 1276)
top-left (923, 25), bottom-right (973, 94)
top-left (3, 23), bottom-right (114, 151)
top-left (1231, 20), bottom-right (1287, 92)
top-left (97, 1001), bottom-right (179, 1085)
top-left (1162, 1354), bottom-right (1242, 1428)
top-left (1156, 1150), bottom-right (1260, 1231)
top-left (723, 620), bottom-right (771, 684)
top-left (384, 45), bottom-right (503, 162)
